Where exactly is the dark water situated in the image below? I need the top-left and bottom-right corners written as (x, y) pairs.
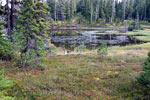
top-left (50, 30), bottom-right (141, 49)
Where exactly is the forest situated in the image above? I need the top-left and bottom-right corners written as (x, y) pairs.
top-left (1, 0), bottom-right (150, 100)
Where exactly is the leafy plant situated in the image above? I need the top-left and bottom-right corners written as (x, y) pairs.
top-left (75, 43), bottom-right (86, 54)
top-left (0, 22), bottom-right (13, 60)
top-left (97, 43), bottom-right (108, 58)
top-left (137, 52), bottom-right (150, 86)
top-left (15, 0), bottom-right (49, 67)
top-left (128, 21), bottom-right (143, 31)
top-left (49, 44), bottom-right (58, 56)
top-left (0, 70), bottom-right (14, 100)
top-left (136, 51), bottom-right (150, 99)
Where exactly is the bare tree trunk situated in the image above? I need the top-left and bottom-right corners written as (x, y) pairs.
top-left (95, 6), bottom-right (98, 23)
top-left (90, 0), bottom-right (93, 24)
top-left (144, 4), bottom-right (147, 20)
top-left (54, 0), bottom-right (57, 21)
top-left (11, 0), bottom-right (15, 30)
top-left (111, 0), bottom-right (115, 23)
top-left (135, 11), bottom-right (139, 29)
top-left (6, 0), bottom-right (11, 37)
top-left (122, 0), bottom-right (126, 23)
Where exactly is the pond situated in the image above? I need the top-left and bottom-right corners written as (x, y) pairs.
top-left (50, 29), bottom-right (142, 49)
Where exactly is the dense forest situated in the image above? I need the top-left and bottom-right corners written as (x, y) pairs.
top-left (1, 0), bottom-right (150, 100)
top-left (47, 0), bottom-right (150, 24)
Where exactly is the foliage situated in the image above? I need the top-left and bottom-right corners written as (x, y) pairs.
top-left (15, 0), bottom-right (49, 67)
top-left (0, 22), bottom-right (13, 60)
top-left (0, 70), bottom-right (14, 100)
top-left (97, 43), bottom-right (108, 58)
top-left (128, 21), bottom-right (143, 31)
top-left (48, 44), bottom-right (58, 56)
top-left (75, 43), bottom-right (86, 53)
top-left (137, 52), bottom-right (150, 87)
top-left (47, 0), bottom-right (150, 24)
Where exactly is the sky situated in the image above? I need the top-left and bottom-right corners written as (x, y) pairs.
top-left (1, 0), bottom-right (6, 6)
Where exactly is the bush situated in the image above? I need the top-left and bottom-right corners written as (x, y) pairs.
top-left (137, 52), bottom-right (150, 86)
top-left (75, 43), bottom-right (86, 54)
top-left (97, 43), bottom-right (108, 58)
top-left (136, 52), bottom-right (150, 98)
top-left (48, 44), bottom-right (58, 56)
top-left (128, 21), bottom-right (143, 31)
top-left (0, 22), bottom-right (13, 60)
top-left (0, 70), bottom-right (14, 100)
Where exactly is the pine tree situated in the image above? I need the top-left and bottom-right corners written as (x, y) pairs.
top-left (0, 21), bottom-right (13, 60)
top-left (137, 52), bottom-right (150, 87)
top-left (15, 0), bottom-right (49, 67)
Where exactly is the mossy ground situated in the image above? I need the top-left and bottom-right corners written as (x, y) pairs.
top-left (0, 43), bottom-right (149, 100)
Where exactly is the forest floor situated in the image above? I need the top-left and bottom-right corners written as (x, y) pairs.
top-left (1, 43), bottom-right (149, 100)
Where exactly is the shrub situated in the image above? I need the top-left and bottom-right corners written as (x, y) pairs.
top-left (75, 43), bottom-right (86, 54)
top-left (49, 44), bottom-right (58, 56)
top-left (0, 70), bottom-right (14, 100)
top-left (128, 21), bottom-right (143, 31)
top-left (0, 22), bottom-right (13, 60)
top-left (137, 52), bottom-right (150, 86)
top-left (136, 52), bottom-right (150, 98)
top-left (97, 43), bottom-right (108, 58)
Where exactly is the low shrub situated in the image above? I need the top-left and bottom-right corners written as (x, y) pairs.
top-left (97, 43), bottom-right (108, 58)
top-left (75, 43), bottom-right (86, 54)
top-left (0, 70), bottom-right (14, 100)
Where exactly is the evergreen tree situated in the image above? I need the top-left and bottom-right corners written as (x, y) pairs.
top-left (0, 21), bottom-right (13, 60)
top-left (15, 0), bottom-right (49, 67)
top-left (138, 52), bottom-right (150, 87)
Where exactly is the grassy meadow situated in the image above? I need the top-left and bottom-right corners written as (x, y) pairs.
top-left (1, 43), bottom-right (150, 100)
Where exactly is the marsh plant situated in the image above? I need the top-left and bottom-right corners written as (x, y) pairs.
top-left (75, 43), bottom-right (86, 54)
top-left (97, 43), bottom-right (108, 58)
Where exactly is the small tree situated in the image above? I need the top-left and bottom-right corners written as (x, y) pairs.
top-left (15, 0), bottom-right (49, 67)
top-left (97, 43), bottom-right (108, 58)
top-left (136, 51), bottom-right (150, 98)
top-left (137, 52), bottom-right (150, 87)
top-left (0, 22), bottom-right (13, 60)
top-left (75, 43), bottom-right (86, 54)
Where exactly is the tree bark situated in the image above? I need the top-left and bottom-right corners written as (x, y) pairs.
top-left (6, 0), bottom-right (11, 37)
top-left (111, 0), bottom-right (115, 23)
top-left (11, 0), bottom-right (15, 30)
top-left (135, 11), bottom-right (139, 29)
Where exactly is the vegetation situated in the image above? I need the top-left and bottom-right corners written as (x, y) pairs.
top-left (0, 0), bottom-right (150, 99)
top-left (47, 0), bottom-right (150, 25)
top-left (0, 70), bottom-right (14, 100)
top-left (75, 43), bottom-right (87, 54)
top-left (97, 42), bottom-right (108, 58)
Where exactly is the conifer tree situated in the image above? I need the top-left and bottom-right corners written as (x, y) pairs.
top-left (138, 52), bottom-right (150, 87)
top-left (0, 21), bottom-right (13, 59)
top-left (15, 0), bottom-right (49, 67)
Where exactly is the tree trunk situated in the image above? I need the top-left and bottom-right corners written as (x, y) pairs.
top-left (95, 6), bottom-right (98, 23)
top-left (11, 0), bottom-right (15, 30)
top-left (54, 0), bottom-right (57, 21)
top-left (111, 0), bottom-right (115, 23)
top-left (90, 0), bottom-right (93, 24)
top-left (135, 11), bottom-right (139, 29)
top-left (6, 0), bottom-right (11, 37)
top-left (122, 0), bottom-right (126, 23)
